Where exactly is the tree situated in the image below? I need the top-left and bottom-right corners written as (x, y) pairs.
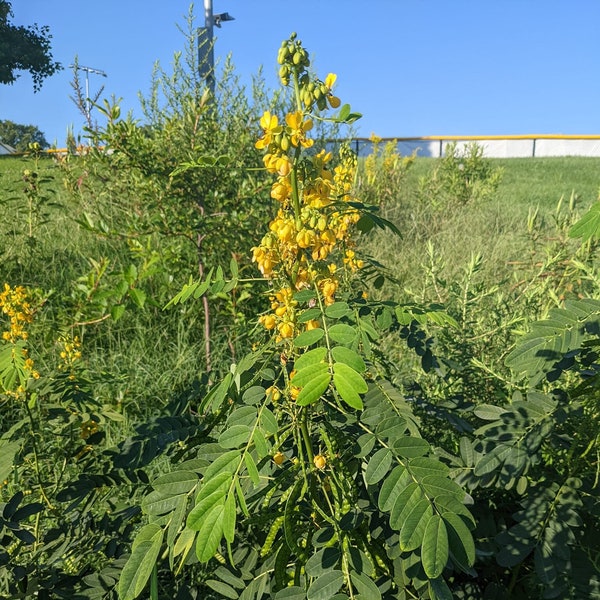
top-left (0, 1), bottom-right (61, 91)
top-left (0, 120), bottom-right (49, 151)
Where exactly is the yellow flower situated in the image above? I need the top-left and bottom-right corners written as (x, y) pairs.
top-left (324, 73), bottom-right (341, 108)
top-left (285, 111), bottom-right (314, 148)
top-left (278, 321), bottom-right (294, 339)
top-left (325, 73), bottom-right (337, 89)
top-left (273, 452), bottom-right (285, 465)
top-left (271, 178), bottom-right (292, 203)
top-left (259, 314), bottom-right (277, 330)
top-left (255, 111), bottom-right (282, 150)
top-left (313, 454), bottom-right (327, 470)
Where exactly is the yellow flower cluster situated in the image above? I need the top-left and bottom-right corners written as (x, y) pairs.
top-left (252, 36), bottom-right (363, 343)
top-left (59, 335), bottom-right (82, 371)
top-left (0, 283), bottom-right (34, 343)
top-left (0, 284), bottom-right (40, 396)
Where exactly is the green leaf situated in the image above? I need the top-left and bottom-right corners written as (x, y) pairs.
top-left (223, 492), bottom-right (237, 544)
top-left (141, 490), bottom-right (183, 516)
top-left (226, 406), bottom-right (258, 428)
top-left (569, 201), bottom-right (600, 241)
top-left (219, 425), bottom-right (251, 449)
top-left (128, 287), bottom-right (146, 308)
top-left (408, 457), bottom-right (449, 480)
top-left (473, 444), bottom-right (512, 477)
top-left (242, 385), bottom-right (265, 405)
top-left (204, 450), bottom-right (241, 480)
top-left (195, 503), bottom-right (224, 562)
top-left (260, 407), bottom-right (279, 435)
top-left (422, 514), bottom-right (449, 578)
top-left (333, 362), bottom-right (367, 410)
top-left (421, 475), bottom-right (466, 500)
top-left (428, 578), bottom-right (453, 600)
top-left (294, 347), bottom-right (328, 372)
top-left (378, 465), bottom-right (409, 512)
top-left (187, 472), bottom-right (231, 530)
top-left (443, 512), bottom-right (475, 570)
top-left (294, 328), bottom-right (325, 347)
top-left (0, 440), bottom-right (20, 483)
top-left (392, 436), bottom-right (430, 458)
top-left (298, 307), bottom-right (322, 323)
top-left (375, 416), bottom-right (408, 442)
top-left (328, 323), bottom-right (357, 345)
top-left (244, 452), bottom-right (260, 486)
top-left (473, 404), bottom-right (508, 420)
top-left (275, 587), bottom-right (306, 600)
top-left (324, 302), bottom-right (350, 319)
top-left (152, 470), bottom-right (198, 496)
top-left (365, 448), bottom-right (393, 485)
top-left (296, 371), bottom-right (331, 406)
top-left (350, 571), bottom-right (381, 599)
top-left (307, 570), bottom-right (344, 600)
top-left (399, 499), bottom-right (433, 551)
top-left (305, 548), bottom-right (341, 577)
top-left (390, 482), bottom-right (424, 530)
top-left (292, 363), bottom-right (329, 387)
top-left (252, 428), bottom-right (269, 459)
top-left (201, 372), bottom-right (232, 413)
top-left (111, 304), bottom-right (125, 322)
top-left (331, 346), bottom-right (366, 373)
top-left (206, 579), bottom-right (239, 599)
top-left (118, 524), bottom-right (163, 600)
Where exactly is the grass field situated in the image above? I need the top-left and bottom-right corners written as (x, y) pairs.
top-left (1, 152), bottom-right (599, 418)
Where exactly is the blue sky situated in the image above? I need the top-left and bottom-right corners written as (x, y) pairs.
top-left (2, 1), bottom-right (600, 146)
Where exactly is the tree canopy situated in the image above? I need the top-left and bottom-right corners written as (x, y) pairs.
top-left (0, 1), bottom-right (61, 92)
top-left (0, 120), bottom-right (49, 151)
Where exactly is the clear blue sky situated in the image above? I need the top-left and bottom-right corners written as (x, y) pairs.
top-left (2, 1), bottom-right (600, 146)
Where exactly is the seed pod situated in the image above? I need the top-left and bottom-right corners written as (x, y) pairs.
top-left (261, 515), bottom-right (285, 557)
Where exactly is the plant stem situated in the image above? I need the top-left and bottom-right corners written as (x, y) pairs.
top-left (24, 397), bottom-right (53, 509)
top-left (300, 408), bottom-right (314, 465)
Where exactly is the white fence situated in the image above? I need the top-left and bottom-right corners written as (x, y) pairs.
top-left (349, 135), bottom-right (600, 158)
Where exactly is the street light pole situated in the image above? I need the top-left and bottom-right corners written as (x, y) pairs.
top-left (198, 0), bottom-right (234, 96)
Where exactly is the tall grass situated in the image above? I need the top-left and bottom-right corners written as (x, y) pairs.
top-left (1, 153), bottom-right (599, 425)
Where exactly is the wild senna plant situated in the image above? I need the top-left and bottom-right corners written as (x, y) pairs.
top-left (119, 34), bottom-right (475, 600)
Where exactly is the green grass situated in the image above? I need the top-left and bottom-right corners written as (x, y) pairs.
top-left (362, 156), bottom-right (600, 299)
top-left (1, 153), bottom-right (599, 422)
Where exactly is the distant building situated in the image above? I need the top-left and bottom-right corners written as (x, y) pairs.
top-left (0, 141), bottom-right (16, 155)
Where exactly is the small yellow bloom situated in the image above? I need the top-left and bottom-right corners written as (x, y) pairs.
top-left (285, 111), bottom-right (314, 148)
top-left (313, 454), bottom-right (327, 470)
top-left (278, 321), bottom-right (294, 339)
top-left (273, 452), bottom-right (285, 465)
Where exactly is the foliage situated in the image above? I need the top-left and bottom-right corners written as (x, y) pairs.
top-left (418, 141), bottom-right (503, 208)
top-left (355, 134), bottom-right (415, 207)
top-left (0, 13), bottom-right (599, 600)
top-left (119, 33), bottom-right (477, 600)
top-left (0, 1), bottom-right (61, 91)
top-left (0, 120), bottom-right (49, 152)
top-left (57, 9), bottom-right (275, 373)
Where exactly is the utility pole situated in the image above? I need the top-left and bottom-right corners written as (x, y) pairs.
top-left (198, 0), bottom-right (234, 96)
top-left (69, 63), bottom-right (107, 123)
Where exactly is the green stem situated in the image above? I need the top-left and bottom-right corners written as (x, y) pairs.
top-left (300, 408), bottom-right (314, 465)
top-left (24, 397), bottom-right (53, 509)
top-left (150, 564), bottom-right (158, 600)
